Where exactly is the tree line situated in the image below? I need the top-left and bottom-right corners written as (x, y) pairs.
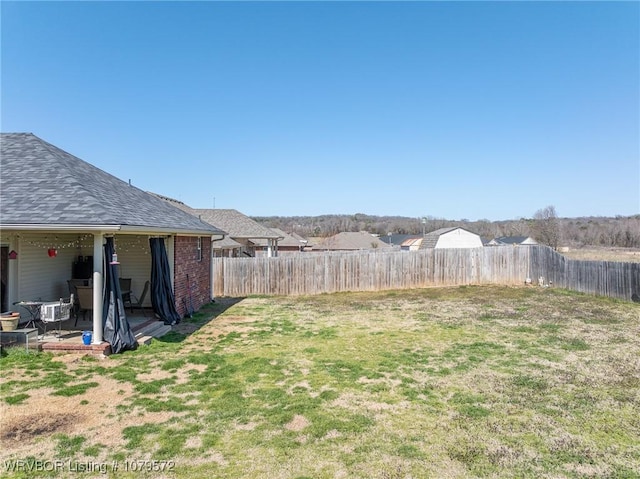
top-left (253, 210), bottom-right (640, 249)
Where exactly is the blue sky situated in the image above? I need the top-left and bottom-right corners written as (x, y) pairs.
top-left (2, 1), bottom-right (638, 220)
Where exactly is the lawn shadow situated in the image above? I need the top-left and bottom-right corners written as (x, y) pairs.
top-left (153, 297), bottom-right (245, 344)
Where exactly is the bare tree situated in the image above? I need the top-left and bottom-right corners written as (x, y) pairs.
top-left (254, 212), bottom-right (640, 248)
top-left (532, 205), bottom-right (561, 249)
top-left (509, 218), bottom-right (532, 237)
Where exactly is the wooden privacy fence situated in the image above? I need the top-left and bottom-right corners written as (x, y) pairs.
top-left (528, 246), bottom-right (640, 301)
top-left (212, 245), bottom-right (638, 301)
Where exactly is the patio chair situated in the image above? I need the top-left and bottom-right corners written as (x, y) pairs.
top-left (75, 285), bottom-right (93, 322)
top-left (128, 281), bottom-right (150, 317)
top-left (67, 279), bottom-right (86, 325)
top-left (119, 278), bottom-right (132, 309)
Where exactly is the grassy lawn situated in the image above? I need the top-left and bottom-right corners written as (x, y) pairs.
top-left (1, 285), bottom-right (639, 478)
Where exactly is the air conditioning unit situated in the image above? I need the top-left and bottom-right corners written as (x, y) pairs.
top-left (40, 300), bottom-right (72, 323)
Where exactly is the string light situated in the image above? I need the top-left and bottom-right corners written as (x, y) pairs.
top-left (1, 233), bottom-right (93, 250)
top-left (0, 233), bottom-right (150, 254)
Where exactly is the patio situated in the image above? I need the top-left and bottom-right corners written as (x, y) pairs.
top-left (9, 310), bottom-right (172, 356)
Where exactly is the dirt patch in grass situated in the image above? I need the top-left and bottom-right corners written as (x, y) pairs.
top-left (285, 414), bottom-right (310, 431)
top-left (1, 411), bottom-right (80, 442)
top-left (0, 362), bottom-right (180, 461)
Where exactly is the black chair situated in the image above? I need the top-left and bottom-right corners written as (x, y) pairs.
top-left (75, 285), bottom-right (93, 323)
top-left (67, 279), bottom-right (86, 325)
top-left (128, 281), bottom-right (150, 317)
top-left (119, 278), bottom-right (132, 310)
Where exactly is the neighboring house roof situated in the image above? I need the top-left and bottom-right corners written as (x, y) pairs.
top-left (151, 194), bottom-right (278, 241)
top-left (0, 133), bottom-right (225, 236)
top-left (419, 227), bottom-right (481, 249)
top-left (401, 237), bottom-right (423, 248)
top-left (379, 234), bottom-right (421, 246)
top-left (211, 235), bottom-right (244, 250)
top-left (313, 232), bottom-right (393, 251)
top-left (492, 236), bottom-right (538, 245)
top-left (289, 231), bottom-right (313, 248)
top-left (253, 228), bottom-right (304, 248)
top-left (190, 209), bottom-right (281, 240)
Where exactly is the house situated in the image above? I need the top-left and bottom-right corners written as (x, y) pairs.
top-left (289, 231), bottom-right (314, 252)
top-left (0, 133), bottom-right (226, 347)
top-left (379, 234), bottom-right (408, 248)
top-left (253, 228), bottom-right (311, 254)
top-left (379, 234), bottom-right (423, 251)
top-left (486, 236), bottom-right (538, 246)
top-left (419, 227), bottom-right (483, 249)
top-left (400, 237), bottom-right (424, 251)
top-left (312, 232), bottom-right (393, 252)
top-left (152, 196), bottom-right (279, 257)
top-left (150, 194), bottom-right (245, 257)
top-left (179, 208), bottom-right (281, 257)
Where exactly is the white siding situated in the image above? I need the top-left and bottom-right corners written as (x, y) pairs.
top-left (113, 235), bottom-right (153, 307)
top-left (14, 233), bottom-right (157, 308)
top-left (18, 233), bottom-right (93, 302)
top-left (436, 229), bottom-right (483, 249)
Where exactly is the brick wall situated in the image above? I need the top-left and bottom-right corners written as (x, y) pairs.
top-left (173, 236), bottom-right (211, 317)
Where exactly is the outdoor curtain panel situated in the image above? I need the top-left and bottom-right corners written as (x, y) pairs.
top-left (103, 237), bottom-right (138, 354)
top-left (149, 237), bottom-right (181, 325)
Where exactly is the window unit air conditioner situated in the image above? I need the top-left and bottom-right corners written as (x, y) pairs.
top-left (40, 299), bottom-right (73, 323)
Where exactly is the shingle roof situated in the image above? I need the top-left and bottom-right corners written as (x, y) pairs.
top-left (0, 133), bottom-right (225, 236)
top-left (493, 236), bottom-right (537, 245)
top-left (211, 235), bottom-right (243, 249)
top-left (252, 228), bottom-right (304, 248)
top-left (313, 232), bottom-right (393, 251)
top-left (289, 231), bottom-right (313, 247)
top-left (379, 234), bottom-right (422, 246)
top-left (190, 209), bottom-right (280, 240)
top-left (401, 237), bottom-right (423, 248)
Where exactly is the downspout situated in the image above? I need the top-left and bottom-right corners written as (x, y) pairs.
top-left (92, 233), bottom-right (104, 344)
top-left (210, 234), bottom-right (225, 301)
top-left (210, 244), bottom-right (215, 302)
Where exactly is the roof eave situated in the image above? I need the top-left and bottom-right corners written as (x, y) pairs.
top-left (120, 225), bottom-right (226, 238)
top-left (0, 223), bottom-right (225, 239)
top-left (230, 235), bottom-right (281, 240)
top-left (0, 223), bottom-right (122, 233)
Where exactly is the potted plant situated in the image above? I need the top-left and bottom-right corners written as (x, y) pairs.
top-left (0, 312), bottom-right (20, 331)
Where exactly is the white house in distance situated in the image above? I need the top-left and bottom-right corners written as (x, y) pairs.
top-left (419, 227), bottom-right (483, 249)
top-left (486, 236), bottom-right (538, 246)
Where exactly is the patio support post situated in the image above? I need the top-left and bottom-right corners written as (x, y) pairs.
top-left (267, 239), bottom-right (273, 258)
top-left (210, 248), bottom-right (215, 302)
top-left (92, 233), bottom-right (104, 344)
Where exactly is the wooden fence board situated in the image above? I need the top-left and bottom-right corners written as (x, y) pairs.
top-left (211, 246), bottom-right (640, 301)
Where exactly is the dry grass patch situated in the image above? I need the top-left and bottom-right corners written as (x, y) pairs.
top-left (1, 287), bottom-right (639, 478)
top-left (561, 246), bottom-right (640, 263)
